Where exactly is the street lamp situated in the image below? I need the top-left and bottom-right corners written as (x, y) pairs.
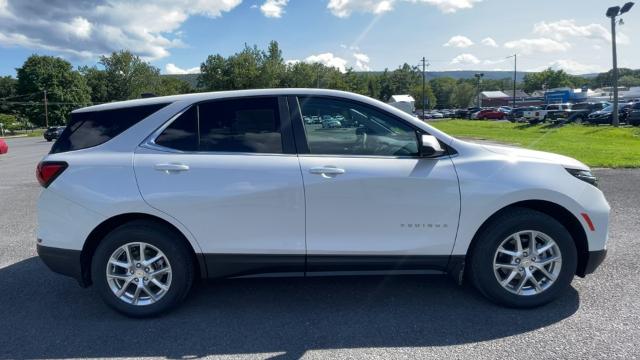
top-left (474, 73), bottom-right (484, 107)
top-left (606, 2), bottom-right (634, 127)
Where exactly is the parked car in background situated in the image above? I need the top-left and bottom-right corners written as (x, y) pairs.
top-left (430, 111), bottom-right (444, 119)
top-left (321, 115), bottom-right (341, 128)
top-left (587, 103), bottom-right (632, 124)
top-left (628, 102), bottom-right (640, 126)
top-left (475, 108), bottom-right (506, 120)
top-left (0, 138), bottom-right (7, 154)
top-left (508, 106), bottom-right (538, 122)
top-left (36, 88), bottom-right (610, 317)
top-left (498, 106), bottom-right (512, 115)
top-left (547, 102), bottom-right (610, 123)
top-left (44, 126), bottom-right (66, 142)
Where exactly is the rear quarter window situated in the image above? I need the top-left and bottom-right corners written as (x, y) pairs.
top-left (51, 103), bottom-right (170, 154)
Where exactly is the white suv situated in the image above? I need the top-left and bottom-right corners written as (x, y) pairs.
top-left (36, 89), bottom-right (609, 317)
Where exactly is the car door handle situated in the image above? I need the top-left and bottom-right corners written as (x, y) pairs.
top-left (309, 166), bottom-right (345, 177)
top-left (154, 163), bottom-right (190, 173)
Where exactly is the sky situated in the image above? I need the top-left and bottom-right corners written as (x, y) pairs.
top-left (0, 0), bottom-right (638, 77)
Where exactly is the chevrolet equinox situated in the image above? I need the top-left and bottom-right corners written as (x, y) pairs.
top-left (36, 89), bottom-right (609, 317)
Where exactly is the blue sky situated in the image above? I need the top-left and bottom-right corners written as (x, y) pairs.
top-left (0, 0), bottom-right (638, 76)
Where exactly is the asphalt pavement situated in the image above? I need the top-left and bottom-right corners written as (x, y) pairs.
top-left (0, 136), bottom-right (639, 359)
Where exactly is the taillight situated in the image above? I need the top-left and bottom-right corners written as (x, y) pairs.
top-left (36, 161), bottom-right (68, 188)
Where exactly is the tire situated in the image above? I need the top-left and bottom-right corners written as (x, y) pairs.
top-left (91, 220), bottom-right (195, 317)
top-left (468, 208), bottom-right (577, 308)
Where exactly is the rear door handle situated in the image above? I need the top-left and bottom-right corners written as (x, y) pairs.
top-left (154, 163), bottom-right (190, 173)
top-left (309, 166), bottom-right (345, 178)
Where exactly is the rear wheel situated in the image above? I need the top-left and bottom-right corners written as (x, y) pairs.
top-left (91, 220), bottom-right (194, 317)
top-left (468, 208), bottom-right (577, 308)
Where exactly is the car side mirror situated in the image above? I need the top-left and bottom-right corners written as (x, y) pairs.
top-left (420, 134), bottom-right (446, 158)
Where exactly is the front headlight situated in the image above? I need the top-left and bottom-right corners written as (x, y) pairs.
top-left (566, 168), bottom-right (598, 187)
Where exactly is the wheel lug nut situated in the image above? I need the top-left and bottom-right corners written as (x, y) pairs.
top-left (143, 277), bottom-right (148, 281)
top-left (515, 258), bottom-right (521, 263)
top-left (136, 263), bottom-right (141, 268)
top-left (532, 257), bottom-right (536, 261)
top-left (523, 252), bottom-right (528, 257)
top-left (145, 267), bottom-right (150, 272)
top-left (134, 278), bottom-right (139, 282)
top-left (519, 267), bottom-right (524, 272)
top-left (529, 266), bottom-right (534, 270)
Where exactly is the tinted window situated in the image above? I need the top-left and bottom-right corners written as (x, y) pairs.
top-left (155, 107), bottom-right (198, 151)
top-left (299, 97), bottom-right (418, 156)
top-left (155, 97), bottom-right (282, 154)
top-left (571, 103), bottom-right (590, 110)
top-left (51, 103), bottom-right (169, 154)
top-left (199, 97), bottom-right (281, 153)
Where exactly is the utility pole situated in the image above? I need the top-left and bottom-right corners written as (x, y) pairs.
top-left (606, 2), bottom-right (634, 127)
top-left (474, 73), bottom-right (484, 108)
top-left (420, 57), bottom-right (429, 119)
top-left (512, 54), bottom-right (517, 108)
top-left (506, 54), bottom-right (517, 108)
top-left (44, 90), bottom-right (49, 128)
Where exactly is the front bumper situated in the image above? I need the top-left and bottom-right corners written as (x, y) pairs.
top-left (37, 243), bottom-right (87, 286)
top-left (579, 249), bottom-right (607, 277)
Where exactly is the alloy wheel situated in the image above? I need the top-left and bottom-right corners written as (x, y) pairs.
top-left (493, 230), bottom-right (562, 296)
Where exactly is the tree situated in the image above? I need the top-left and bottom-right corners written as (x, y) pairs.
top-left (449, 83), bottom-right (476, 108)
top-left (99, 50), bottom-right (161, 100)
top-left (16, 55), bottom-right (90, 126)
top-left (157, 76), bottom-right (193, 96)
top-left (79, 66), bottom-right (109, 103)
top-left (260, 41), bottom-right (286, 88)
top-left (0, 76), bottom-right (17, 99)
top-left (522, 68), bottom-right (576, 93)
top-left (429, 77), bottom-right (457, 109)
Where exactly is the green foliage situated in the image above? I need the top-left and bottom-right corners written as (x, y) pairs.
top-left (99, 50), bottom-right (161, 100)
top-left (449, 82), bottom-right (476, 108)
top-left (521, 68), bottom-right (587, 93)
top-left (157, 76), bottom-right (193, 96)
top-left (15, 55), bottom-right (90, 127)
top-left (0, 113), bottom-right (20, 133)
top-left (0, 76), bottom-right (17, 99)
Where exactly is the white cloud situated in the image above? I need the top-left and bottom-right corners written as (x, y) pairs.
top-left (0, 0), bottom-right (242, 60)
top-left (353, 52), bottom-right (371, 70)
top-left (261, 0), bottom-right (289, 18)
top-left (481, 37), bottom-right (497, 47)
top-left (304, 52), bottom-right (349, 72)
top-left (544, 59), bottom-right (605, 75)
top-left (503, 38), bottom-right (570, 55)
top-left (443, 35), bottom-right (473, 48)
top-left (533, 19), bottom-right (629, 44)
top-left (450, 53), bottom-right (480, 65)
top-left (327, 0), bottom-right (480, 17)
top-left (165, 63), bottom-right (200, 74)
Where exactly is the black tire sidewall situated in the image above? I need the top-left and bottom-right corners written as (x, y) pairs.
top-left (91, 221), bottom-right (194, 317)
top-left (470, 209), bottom-right (577, 308)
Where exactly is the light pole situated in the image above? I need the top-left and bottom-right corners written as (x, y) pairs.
top-left (474, 73), bottom-right (484, 107)
top-left (420, 57), bottom-right (430, 119)
top-left (606, 2), bottom-right (634, 127)
top-left (506, 54), bottom-right (517, 108)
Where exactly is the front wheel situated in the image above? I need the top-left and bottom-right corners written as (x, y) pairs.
top-left (468, 208), bottom-right (577, 308)
top-left (91, 220), bottom-right (194, 317)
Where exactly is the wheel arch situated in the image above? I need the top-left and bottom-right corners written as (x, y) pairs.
top-left (79, 213), bottom-right (206, 286)
top-left (465, 200), bottom-right (590, 277)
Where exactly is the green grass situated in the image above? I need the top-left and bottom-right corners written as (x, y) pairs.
top-left (430, 120), bottom-right (640, 168)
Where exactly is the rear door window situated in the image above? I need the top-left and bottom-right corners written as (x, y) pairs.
top-left (51, 103), bottom-right (170, 154)
top-left (154, 97), bottom-right (283, 154)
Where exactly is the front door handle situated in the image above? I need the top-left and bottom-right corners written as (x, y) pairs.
top-left (309, 166), bottom-right (345, 178)
top-left (154, 163), bottom-right (190, 173)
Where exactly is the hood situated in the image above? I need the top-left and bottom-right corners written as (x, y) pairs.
top-left (481, 143), bottom-right (588, 170)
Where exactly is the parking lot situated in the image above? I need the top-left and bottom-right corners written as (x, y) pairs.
top-left (1, 136), bottom-right (639, 359)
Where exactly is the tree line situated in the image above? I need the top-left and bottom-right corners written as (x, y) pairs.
top-left (1, 40), bottom-right (638, 129)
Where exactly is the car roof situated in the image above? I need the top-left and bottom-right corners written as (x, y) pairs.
top-left (73, 88), bottom-right (371, 113)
